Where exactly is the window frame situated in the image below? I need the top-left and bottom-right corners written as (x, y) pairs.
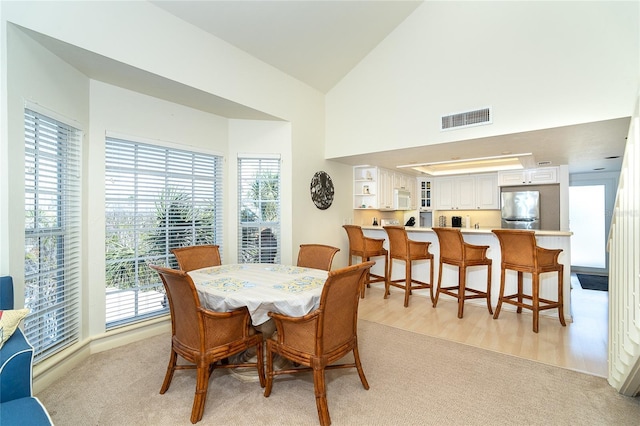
top-left (237, 155), bottom-right (281, 264)
top-left (104, 135), bottom-right (223, 329)
top-left (23, 108), bottom-right (82, 363)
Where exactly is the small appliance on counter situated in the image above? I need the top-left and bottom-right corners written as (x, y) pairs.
top-left (451, 216), bottom-right (462, 227)
top-left (404, 217), bottom-right (415, 227)
top-left (380, 219), bottom-right (400, 226)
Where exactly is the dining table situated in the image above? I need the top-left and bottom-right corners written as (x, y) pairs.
top-left (188, 263), bottom-right (329, 326)
top-left (188, 263), bottom-right (330, 381)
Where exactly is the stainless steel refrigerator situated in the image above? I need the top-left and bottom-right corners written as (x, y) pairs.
top-left (501, 190), bottom-right (540, 229)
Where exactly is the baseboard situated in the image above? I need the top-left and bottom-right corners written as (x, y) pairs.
top-left (33, 316), bottom-right (171, 394)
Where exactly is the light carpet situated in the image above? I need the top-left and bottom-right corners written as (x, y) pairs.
top-left (37, 320), bottom-right (640, 425)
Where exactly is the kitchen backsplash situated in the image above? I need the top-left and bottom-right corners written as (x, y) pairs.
top-left (352, 209), bottom-right (501, 228)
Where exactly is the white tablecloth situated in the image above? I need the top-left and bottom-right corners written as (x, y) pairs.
top-left (188, 263), bottom-right (329, 326)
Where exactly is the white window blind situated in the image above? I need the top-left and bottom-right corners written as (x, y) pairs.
top-left (238, 156), bottom-right (281, 263)
top-left (24, 108), bottom-right (82, 363)
top-left (105, 137), bottom-right (223, 328)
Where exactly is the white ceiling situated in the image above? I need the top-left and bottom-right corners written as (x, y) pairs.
top-left (149, 0), bottom-right (630, 175)
top-left (20, 1), bottom-right (630, 175)
top-left (150, 0), bottom-right (423, 93)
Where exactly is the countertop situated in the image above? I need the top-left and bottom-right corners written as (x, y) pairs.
top-left (361, 226), bottom-right (572, 237)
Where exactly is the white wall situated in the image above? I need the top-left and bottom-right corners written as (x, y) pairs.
top-left (3, 22), bottom-right (90, 306)
top-left (0, 1), bottom-right (353, 389)
top-left (87, 80), bottom-right (230, 337)
top-left (326, 1), bottom-right (639, 158)
top-left (1, 0), bottom-right (353, 275)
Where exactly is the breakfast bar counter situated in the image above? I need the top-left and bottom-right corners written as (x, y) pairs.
top-left (360, 226), bottom-right (573, 322)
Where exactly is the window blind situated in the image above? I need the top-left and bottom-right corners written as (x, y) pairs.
top-left (238, 156), bottom-right (281, 263)
top-left (24, 108), bottom-right (82, 363)
top-left (105, 137), bottom-right (223, 328)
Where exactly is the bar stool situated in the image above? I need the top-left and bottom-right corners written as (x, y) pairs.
top-left (383, 225), bottom-right (434, 307)
top-left (492, 229), bottom-right (566, 333)
top-left (342, 225), bottom-right (389, 298)
top-left (432, 227), bottom-right (492, 318)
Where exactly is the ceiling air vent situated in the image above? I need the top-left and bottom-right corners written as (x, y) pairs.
top-left (441, 107), bottom-right (492, 131)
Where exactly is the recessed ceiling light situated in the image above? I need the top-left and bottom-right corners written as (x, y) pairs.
top-left (397, 153), bottom-right (535, 176)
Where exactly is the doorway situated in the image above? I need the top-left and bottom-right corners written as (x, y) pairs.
top-left (569, 185), bottom-right (606, 271)
top-left (568, 173), bottom-right (617, 335)
top-left (569, 173), bottom-right (618, 275)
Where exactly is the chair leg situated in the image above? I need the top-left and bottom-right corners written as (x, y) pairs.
top-left (532, 274), bottom-right (540, 333)
top-left (458, 266), bottom-right (466, 319)
top-left (313, 367), bottom-right (331, 426)
top-left (557, 269), bottom-right (566, 326)
top-left (428, 257), bottom-right (434, 304)
top-left (517, 272), bottom-right (524, 313)
top-left (353, 344), bottom-right (370, 390)
top-left (433, 261), bottom-right (443, 308)
top-left (263, 343), bottom-right (274, 397)
top-left (403, 260), bottom-right (411, 307)
top-left (493, 268), bottom-right (506, 320)
top-left (160, 348), bottom-right (178, 394)
top-left (256, 340), bottom-right (266, 388)
top-left (384, 259), bottom-right (393, 299)
top-left (361, 256), bottom-right (369, 299)
top-left (485, 263), bottom-right (493, 315)
top-left (191, 363), bottom-right (211, 423)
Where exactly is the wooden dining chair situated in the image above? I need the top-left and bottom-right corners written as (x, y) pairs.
top-left (342, 224), bottom-right (388, 298)
top-left (148, 264), bottom-right (265, 424)
top-left (263, 261), bottom-right (375, 426)
top-left (491, 229), bottom-right (566, 333)
top-left (383, 225), bottom-right (434, 307)
top-left (296, 244), bottom-right (340, 271)
top-left (432, 227), bottom-right (492, 318)
top-left (171, 244), bottom-right (221, 272)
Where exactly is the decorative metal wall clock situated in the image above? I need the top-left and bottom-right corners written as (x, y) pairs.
top-left (310, 171), bottom-right (334, 210)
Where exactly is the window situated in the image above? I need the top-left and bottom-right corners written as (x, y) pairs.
top-left (24, 109), bottom-right (82, 363)
top-left (238, 155), bottom-right (281, 263)
top-left (105, 136), bottom-right (223, 328)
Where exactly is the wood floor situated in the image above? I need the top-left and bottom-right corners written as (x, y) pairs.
top-left (358, 273), bottom-right (608, 377)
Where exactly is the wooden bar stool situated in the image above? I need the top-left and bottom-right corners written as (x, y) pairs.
top-left (492, 229), bottom-right (566, 333)
top-left (432, 227), bottom-right (492, 318)
top-left (383, 225), bottom-right (434, 307)
top-left (343, 225), bottom-right (389, 298)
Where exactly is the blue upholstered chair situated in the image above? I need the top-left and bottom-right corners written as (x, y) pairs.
top-left (0, 276), bottom-right (53, 425)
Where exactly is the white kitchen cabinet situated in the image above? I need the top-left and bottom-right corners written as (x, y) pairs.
top-left (475, 173), bottom-right (500, 209)
top-left (353, 166), bottom-right (418, 210)
top-left (435, 175), bottom-right (476, 210)
top-left (353, 166), bottom-right (379, 209)
top-left (435, 173), bottom-right (499, 210)
top-left (378, 168), bottom-right (394, 210)
top-left (394, 172), bottom-right (417, 209)
top-left (498, 167), bottom-right (559, 186)
top-left (418, 178), bottom-right (433, 211)
top-left (405, 175), bottom-right (417, 209)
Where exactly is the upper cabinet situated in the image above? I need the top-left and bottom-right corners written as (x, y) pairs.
top-left (475, 173), bottom-right (500, 209)
top-left (378, 168), bottom-right (394, 210)
top-left (353, 166), bottom-right (417, 210)
top-left (417, 178), bottom-right (433, 211)
top-left (353, 166), bottom-right (378, 209)
top-left (434, 173), bottom-right (499, 210)
top-left (498, 167), bottom-right (559, 186)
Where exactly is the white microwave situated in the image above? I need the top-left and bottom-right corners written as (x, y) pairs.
top-left (393, 189), bottom-right (411, 211)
